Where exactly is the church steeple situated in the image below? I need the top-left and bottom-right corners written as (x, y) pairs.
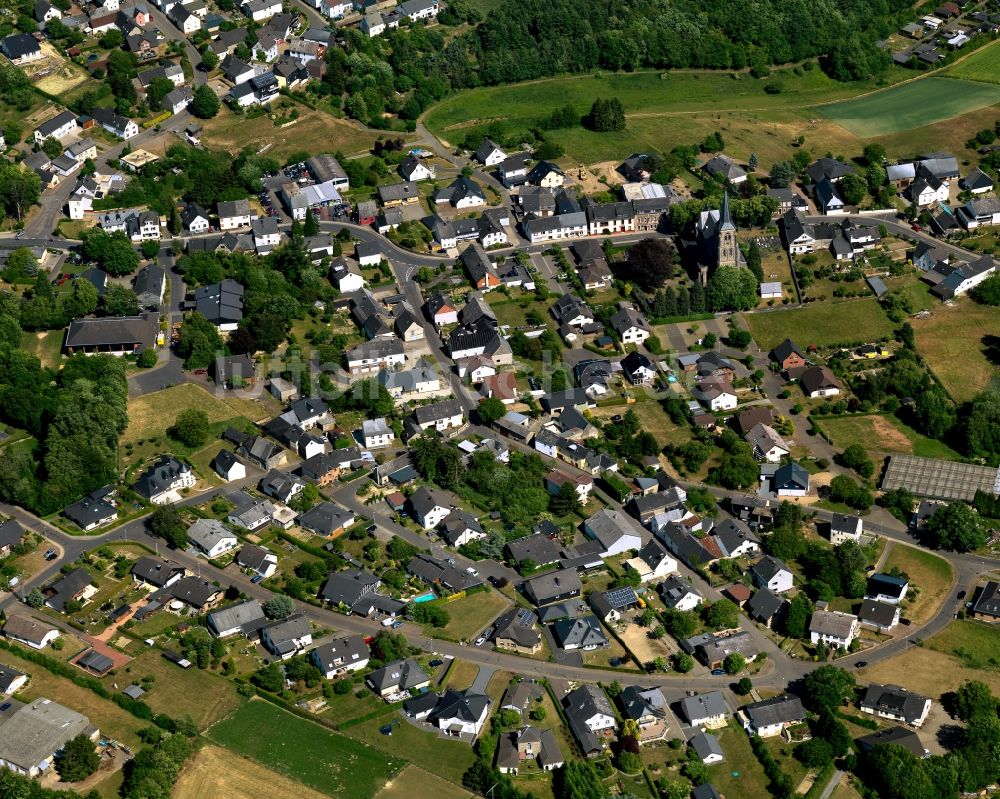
top-left (720, 190), bottom-right (736, 232)
top-left (716, 190), bottom-right (738, 270)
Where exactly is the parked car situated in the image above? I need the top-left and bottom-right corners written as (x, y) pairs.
top-left (250, 574), bottom-right (264, 584)
top-left (957, 590), bottom-right (967, 600)
top-left (43, 548), bottom-right (57, 561)
top-left (474, 636), bottom-right (487, 646)
top-left (854, 661), bottom-right (868, 668)
top-left (710, 669), bottom-right (726, 676)
top-left (466, 566), bottom-right (479, 577)
top-left (429, 659), bottom-right (444, 668)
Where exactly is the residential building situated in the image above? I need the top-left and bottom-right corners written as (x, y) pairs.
top-left (552, 615), bottom-right (609, 651)
top-left (739, 696), bottom-right (806, 737)
top-left (771, 461), bottom-right (810, 497)
top-left (971, 580), bottom-right (1000, 622)
top-left (809, 609), bottom-right (859, 648)
top-left (750, 556), bottom-right (794, 593)
top-left (860, 685), bottom-right (932, 727)
top-left (858, 599), bottom-right (900, 632)
top-left (799, 366), bottom-right (842, 398)
top-left (2, 616), bottom-right (59, 650)
top-left (522, 570), bottom-right (581, 607)
top-left (658, 574), bottom-right (703, 611)
top-left (492, 608), bottom-right (542, 654)
top-left (187, 519), bottom-right (238, 557)
top-left (563, 684), bottom-right (616, 756)
top-left (236, 544), bottom-right (278, 578)
top-left (131, 456), bottom-right (195, 504)
top-left (495, 726), bottom-right (563, 774)
top-left (131, 557), bottom-right (184, 590)
top-left (625, 540), bottom-right (677, 584)
top-left (745, 588), bottom-right (786, 629)
top-left (829, 513), bottom-right (863, 545)
top-left (0, 698), bottom-right (97, 777)
top-left (44, 568), bottom-right (94, 612)
top-left (866, 573), bottom-right (909, 605)
top-left (310, 635), bottom-right (370, 678)
top-left (298, 502), bottom-right (356, 537)
top-left (583, 508), bottom-right (642, 557)
top-left (362, 417), bottom-right (394, 449)
top-left (366, 658), bottom-right (429, 698)
top-left (260, 613), bottom-right (312, 659)
top-left (745, 424), bottom-right (790, 463)
top-left (679, 691), bottom-right (730, 729)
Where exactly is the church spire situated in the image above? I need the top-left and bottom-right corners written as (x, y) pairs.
top-left (720, 190), bottom-right (735, 231)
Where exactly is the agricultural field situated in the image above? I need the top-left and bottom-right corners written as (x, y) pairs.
top-left (202, 106), bottom-right (389, 162)
top-left (112, 649), bottom-right (245, 731)
top-left (945, 40), bottom-right (1000, 85)
top-left (912, 297), bottom-right (1000, 402)
top-left (208, 699), bottom-right (404, 798)
top-left (744, 297), bottom-right (894, 351)
top-left (174, 744), bottom-right (330, 799)
top-left (427, 589), bottom-right (511, 642)
top-left (820, 77), bottom-right (1000, 137)
top-left (882, 543), bottom-right (954, 625)
top-left (818, 414), bottom-right (962, 460)
top-left (374, 764), bottom-right (474, 799)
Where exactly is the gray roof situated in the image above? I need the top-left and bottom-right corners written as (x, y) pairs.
top-left (746, 588), bottom-right (785, 622)
top-left (310, 635), bottom-right (369, 672)
top-left (680, 691), bottom-right (730, 723)
top-left (65, 311), bottom-right (157, 350)
top-left (658, 574), bottom-right (702, 609)
top-left (522, 569), bottom-right (581, 606)
top-left (861, 684), bottom-right (930, 724)
top-left (972, 580), bottom-right (1000, 618)
top-left (618, 685), bottom-right (667, 722)
top-left (260, 613), bottom-right (311, 655)
top-left (186, 518), bottom-right (235, 552)
top-left (743, 695), bottom-right (805, 729)
top-left (0, 519), bottom-right (24, 551)
top-left (319, 569), bottom-right (380, 606)
top-left (3, 615), bottom-right (58, 646)
top-left (0, 698), bottom-right (93, 772)
top-left (857, 726), bottom-right (927, 758)
top-left (298, 502), bottom-right (354, 536)
top-left (551, 615), bottom-right (608, 649)
top-left (690, 732), bottom-right (724, 761)
top-left (207, 599), bottom-right (266, 635)
top-left (881, 454), bottom-right (1000, 503)
top-left (131, 556), bottom-right (183, 587)
top-left (367, 658), bottom-right (428, 692)
top-left (563, 684), bottom-right (614, 753)
top-left (46, 567), bottom-right (92, 612)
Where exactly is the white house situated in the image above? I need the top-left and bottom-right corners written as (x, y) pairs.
top-left (693, 379), bottom-right (737, 412)
top-left (739, 696), bottom-right (807, 738)
top-left (679, 692), bottom-right (730, 730)
top-left (2, 616), bottom-right (60, 650)
top-left (475, 137), bottom-right (506, 167)
top-left (362, 417), bottom-right (394, 449)
top-left (583, 509), bottom-right (643, 557)
top-left (34, 111), bottom-right (80, 145)
top-left (235, 544), bottom-right (278, 578)
top-left (332, 262), bottom-right (365, 293)
top-left (187, 519), bottom-right (238, 558)
top-left (750, 556), bottom-right (794, 594)
top-left (610, 306), bottom-right (650, 345)
top-left (434, 691), bottom-right (490, 738)
top-left (860, 685), bottom-right (932, 728)
top-left (829, 513), bottom-right (863, 546)
top-left (211, 450), bottom-right (247, 482)
top-left (310, 635), bottom-right (370, 679)
top-left (911, 175), bottom-right (949, 207)
top-left (399, 0), bottom-right (439, 20)
top-left (409, 486), bottom-right (452, 529)
top-left (242, 0), bottom-right (281, 20)
top-left (251, 217), bottom-right (281, 251)
top-left (809, 609), bottom-right (859, 649)
top-left (745, 423), bottom-right (790, 464)
top-left (217, 199), bottom-right (252, 230)
top-left (400, 156), bottom-right (434, 181)
top-left (626, 540), bottom-right (677, 584)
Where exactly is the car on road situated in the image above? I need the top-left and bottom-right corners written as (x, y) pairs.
top-left (957, 590), bottom-right (967, 600)
top-left (43, 548), bottom-right (57, 561)
top-left (710, 669), bottom-right (726, 676)
top-left (429, 659), bottom-right (444, 667)
top-left (854, 661), bottom-right (868, 668)
top-left (865, 565), bottom-right (875, 571)
top-left (250, 574), bottom-right (264, 584)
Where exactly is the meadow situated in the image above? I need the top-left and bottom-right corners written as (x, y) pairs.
top-left (819, 77), bottom-right (1000, 137)
top-left (946, 40), bottom-right (1000, 85)
top-left (208, 699), bottom-right (405, 798)
top-left (882, 543), bottom-right (954, 625)
top-left (743, 298), bottom-right (894, 351)
top-left (818, 414), bottom-right (962, 460)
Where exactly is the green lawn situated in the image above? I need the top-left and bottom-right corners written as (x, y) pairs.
top-left (20, 329), bottom-right (64, 370)
top-left (208, 699), bottom-right (404, 798)
top-left (745, 298), bottom-right (894, 351)
top-left (946, 40), bottom-right (1000, 85)
top-left (820, 77), bottom-right (1000, 137)
top-left (342, 711), bottom-right (477, 786)
top-left (925, 619), bottom-right (1000, 670)
top-left (426, 589), bottom-right (512, 642)
top-left (883, 543), bottom-right (953, 625)
top-left (707, 721), bottom-right (774, 799)
top-left (818, 413), bottom-right (963, 460)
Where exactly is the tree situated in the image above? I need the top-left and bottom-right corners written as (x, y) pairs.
top-left (584, 97), bottom-right (625, 132)
top-left (971, 274), bottom-right (1000, 306)
top-left (736, 677), bottom-right (753, 695)
top-left (529, 705), bottom-right (547, 722)
top-left (140, 240), bottom-right (160, 259)
top-left (839, 443), bottom-right (874, 478)
top-left (102, 284), bottom-right (140, 317)
top-left (25, 588), bottom-right (44, 608)
top-left (145, 76), bottom-right (174, 110)
top-left (837, 173), bottom-right (867, 205)
top-left (706, 266), bottom-right (758, 312)
top-left (252, 662), bottom-right (284, 692)
top-left (880, 487), bottom-right (916, 524)
top-left (616, 750), bottom-right (643, 774)
top-left (497, 709), bottom-right (521, 728)
top-left (549, 481), bottom-right (580, 515)
top-left (0, 162), bottom-right (41, 219)
top-left (953, 680), bottom-right (998, 722)
top-left (673, 652), bottom-right (694, 673)
top-left (1, 247), bottom-right (38, 281)
top-left (925, 502), bottom-right (986, 552)
top-left (137, 348), bottom-right (158, 368)
top-left (723, 653), bottom-right (746, 674)
top-left (769, 160), bottom-right (796, 188)
top-left (200, 48), bottom-right (219, 71)
top-left (169, 408), bottom-right (210, 447)
top-left (863, 143), bottom-right (887, 165)
top-left (554, 760), bottom-right (605, 799)
top-left (795, 737), bottom-right (833, 768)
top-left (703, 599), bottom-right (738, 630)
top-left (264, 594), bottom-right (295, 619)
top-left (708, 449), bottom-right (759, 489)
top-left (191, 85), bottom-right (220, 119)
top-left (476, 396), bottom-right (507, 425)
top-left (784, 594), bottom-right (812, 638)
top-left (619, 237), bottom-right (676, 291)
top-left (802, 665), bottom-right (855, 711)
top-left (303, 209), bottom-right (319, 237)
top-left (176, 312), bottom-right (223, 369)
top-left (55, 733), bottom-right (99, 782)
top-left (148, 504), bottom-right (188, 548)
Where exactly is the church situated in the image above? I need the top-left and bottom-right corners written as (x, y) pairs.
top-left (693, 192), bottom-right (745, 284)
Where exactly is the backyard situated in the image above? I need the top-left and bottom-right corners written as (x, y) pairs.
top-left (424, 589), bottom-right (512, 642)
top-left (208, 699), bottom-right (405, 798)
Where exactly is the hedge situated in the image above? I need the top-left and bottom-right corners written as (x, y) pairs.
top-left (836, 710), bottom-right (879, 730)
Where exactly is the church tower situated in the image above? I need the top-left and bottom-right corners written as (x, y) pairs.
top-left (717, 190), bottom-right (738, 269)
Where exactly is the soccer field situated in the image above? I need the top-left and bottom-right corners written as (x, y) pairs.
top-left (820, 77), bottom-right (1000, 137)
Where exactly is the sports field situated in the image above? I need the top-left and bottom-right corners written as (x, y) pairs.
top-left (744, 298), bottom-right (894, 351)
top-left (946, 40), bottom-right (1000, 85)
top-left (208, 699), bottom-right (404, 798)
top-left (820, 77), bottom-right (1000, 137)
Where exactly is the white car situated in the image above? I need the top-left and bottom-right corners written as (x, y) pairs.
top-left (474, 636), bottom-right (486, 646)
top-left (466, 566), bottom-right (479, 577)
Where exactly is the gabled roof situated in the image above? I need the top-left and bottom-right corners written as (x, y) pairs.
top-left (680, 691), bottom-right (729, 723)
top-left (867, 572), bottom-right (909, 599)
top-left (746, 588), bottom-right (785, 621)
top-left (743, 695), bottom-right (805, 728)
top-left (751, 556), bottom-right (791, 583)
top-left (367, 657), bottom-right (428, 692)
top-left (861, 684), bottom-right (930, 724)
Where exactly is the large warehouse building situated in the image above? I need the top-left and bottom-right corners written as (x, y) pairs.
top-left (881, 454), bottom-right (1000, 502)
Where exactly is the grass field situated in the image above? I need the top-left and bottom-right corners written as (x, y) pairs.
top-left (859, 644), bottom-right (1000, 699)
top-left (444, 659), bottom-right (480, 691)
top-left (818, 414), bottom-right (962, 460)
top-left (208, 700), bottom-right (404, 798)
top-left (912, 297), bottom-right (1000, 402)
top-left (424, 68), bottom-right (884, 164)
top-left (429, 590), bottom-right (511, 642)
top-left (925, 619), bottom-right (1000, 670)
top-left (744, 298), bottom-right (894, 351)
top-left (343, 712), bottom-right (477, 786)
top-left (202, 106), bottom-right (386, 162)
top-left (946, 40), bottom-right (1000, 85)
top-left (706, 721), bottom-right (772, 799)
top-left (175, 744), bottom-right (330, 799)
top-left (820, 77), bottom-right (1000, 137)
top-left (882, 543), bottom-right (953, 625)
top-left (116, 649), bottom-right (245, 731)
top-left (20, 330), bottom-right (64, 370)
top-left (2, 647), bottom-right (148, 747)
top-left (375, 764), bottom-right (474, 799)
